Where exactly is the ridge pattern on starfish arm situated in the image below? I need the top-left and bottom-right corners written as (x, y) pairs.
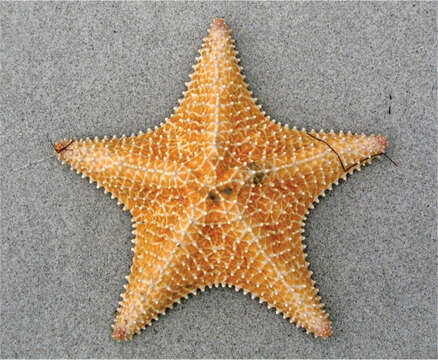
top-left (55, 18), bottom-right (388, 341)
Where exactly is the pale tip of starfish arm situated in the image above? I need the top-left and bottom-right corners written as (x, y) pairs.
top-left (316, 322), bottom-right (333, 338)
top-left (53, 139), bottom-right (76, 160)
top-left (113, 316), bottom-right (139, 341)
top-left (113, 325), bottom-right (127, 341)
top-left (211, 18), bottom-right (228, 32)
top-left (376, 135), bottom-right (388, 153)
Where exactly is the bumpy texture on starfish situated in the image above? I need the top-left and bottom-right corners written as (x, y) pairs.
top-left (55, 18), bottom-right (388, 341)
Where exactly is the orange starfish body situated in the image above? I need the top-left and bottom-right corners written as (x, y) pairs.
top-left (55, 18), bottom-right (388, 341)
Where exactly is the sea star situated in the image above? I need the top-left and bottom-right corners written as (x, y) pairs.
top-left (55, 18), bottom-right (388, 341)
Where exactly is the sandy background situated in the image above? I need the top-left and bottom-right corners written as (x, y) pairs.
top-left (1, 2), bottom-right (436, 358)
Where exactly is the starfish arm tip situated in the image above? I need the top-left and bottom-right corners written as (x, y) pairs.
top-left (376, 135), bottom-right (388, 152)
top-left (53, 139), bottom-right (75, 158)
top-left (113, 325), bottom-right (127, 341)
top-left (211, 18), bottom-right (228, 32)
top-left (318, 323), bottom-right (333, 338)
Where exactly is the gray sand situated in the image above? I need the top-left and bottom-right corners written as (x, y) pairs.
top-left (1, 2), bottom-right (436, 358)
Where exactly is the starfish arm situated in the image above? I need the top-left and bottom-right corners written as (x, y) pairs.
top-left (112, 191), bottom-right (210, 340)
top-left (220, 178), bottom-right (333, 338)
top-left (113, 223), bottom-right (194, 341)
top-left (256, 126), bottom-right (388, 208)
top-left (167, 18), bottom-right (266, 152)
top-left (54, 131), bottom-right (191, 213)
